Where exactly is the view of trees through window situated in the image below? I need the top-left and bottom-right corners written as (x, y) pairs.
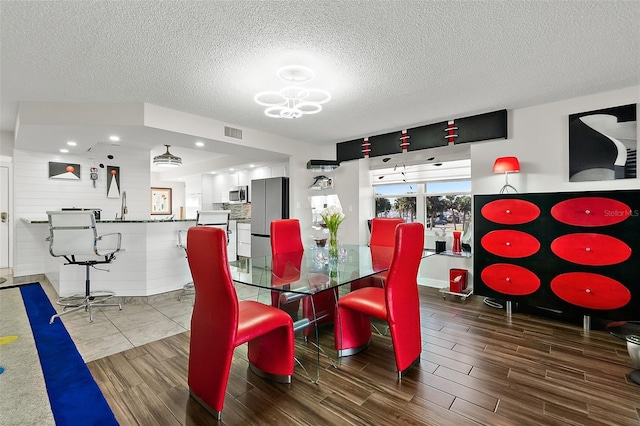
top-left (375, 196), bottom-right (417, 222)
top-left (374, 183), bottom-right (417, 222)
top-left (426, 195), bottom-right (471, 230)
top-left (373, 181), bottom-right (471, 228)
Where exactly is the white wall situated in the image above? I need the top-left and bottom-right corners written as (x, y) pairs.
top-left (149, 176), bottom-right (185, 219)
top-left (13, 145), bottom-right (151, 276)
top-left (345, 85), bottom-right (639, 289)
top-left (9, 86), bottom-right (638, 283)
top-left (471, 86), bottom-right (640, 195)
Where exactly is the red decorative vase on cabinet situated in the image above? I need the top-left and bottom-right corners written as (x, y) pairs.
top-left (452, 231), bottom-right (462, 253)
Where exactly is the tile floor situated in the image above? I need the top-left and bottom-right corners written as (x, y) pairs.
top-left (0, 267), bottom-right (260, 362)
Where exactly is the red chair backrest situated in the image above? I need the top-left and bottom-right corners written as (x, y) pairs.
top-left (187, 226), bottom-right (239, 342)
top-left (271, 251), bottom-right (303, 286)
top-left (270, 219), bottom-right (304, 254)
top-left (369, 218), bottom-right (404, 247)
top-left (384, 222), bottom-right (424, 311)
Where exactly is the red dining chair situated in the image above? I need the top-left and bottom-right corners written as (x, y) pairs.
top-left (335, 222), bottom-right (424, 379)
top-left (186, 226), bottom-right (294, 421)
top-left (270, 249), bottom-right (304, 318)
top-left (351, 217), bottom-right (404, 291)
top-left (271, 219), bottom-right (336, 338)
top-left (369, 217), bottom-right (405, 247)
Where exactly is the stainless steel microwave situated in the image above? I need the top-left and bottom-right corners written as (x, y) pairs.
top-left (228, 185), bottom-right (248, 203)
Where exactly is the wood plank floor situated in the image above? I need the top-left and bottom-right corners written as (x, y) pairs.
top-left (87, 286), bottom-right (640, 425)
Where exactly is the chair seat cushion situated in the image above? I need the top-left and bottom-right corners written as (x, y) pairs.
top-left (339, 287), bottom-right (387, 320)
top-left (236, 301), bottom-right (293, 346)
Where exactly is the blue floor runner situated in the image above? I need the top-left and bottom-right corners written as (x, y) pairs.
top-left (20, 283), bottom-right (119, 425)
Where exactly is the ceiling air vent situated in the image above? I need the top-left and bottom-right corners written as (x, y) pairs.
top-left (224, 126), bottom-right (243, 140)
top-left (307, 159), bottom-right (341, 172)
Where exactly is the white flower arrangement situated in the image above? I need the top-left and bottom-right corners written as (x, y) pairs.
top-left (320, 205), bottom-right (345, 233)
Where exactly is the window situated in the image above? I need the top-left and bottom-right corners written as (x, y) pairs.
top-left (374, 183), bottom-right (417, 222)
top-left (425, 181), bottom-right (471, 231)
top-left (371, 159), bottom-right (472, 230)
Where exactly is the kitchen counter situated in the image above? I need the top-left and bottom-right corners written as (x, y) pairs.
top-left (22, 218), bottom-right (196, 224)
top-left (21, 218), bottom-right (196, 298)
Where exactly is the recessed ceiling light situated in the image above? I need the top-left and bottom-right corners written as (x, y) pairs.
top-left (434, 163), bottom-right (442, 167)
top-left (67, 141), bottom-right (77, 146)
top-left (195, 141), bottom-right (204, 147)
top-left (249, 164), bottom-right (255, 168)
top-left (59, 149), bottom-right (69, 153)
top-left (229, 168), bottom-right (235, 172)
top-left (427, 157), bottom-right (435, 161)
top-left (210, 171), bottom-right (216, 174)
top-left (382, 158), bottom-right (391, 162)
top-left (109, 135), bottom-right (120, 141)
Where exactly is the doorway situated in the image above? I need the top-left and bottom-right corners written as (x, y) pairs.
top-left (1, 166), bottom-right (9, 268)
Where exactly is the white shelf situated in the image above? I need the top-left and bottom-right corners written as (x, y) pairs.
top-left (439, 287), bottom-right (473, 300)
top-left (437, 250), bottom-right (472, 258)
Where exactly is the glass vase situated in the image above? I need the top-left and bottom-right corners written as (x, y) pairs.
top-left (328, 228), bottom-right (339, 258)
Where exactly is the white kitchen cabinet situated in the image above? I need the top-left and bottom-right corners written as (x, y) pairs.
top-left (237, 223), bottom-right (251, 258)
top-left (227, 220), bottom-right (237, 261)
top-left (211, 173), bottom-right (238, 203)
top-left (201, 174), bottom-right (214, 207)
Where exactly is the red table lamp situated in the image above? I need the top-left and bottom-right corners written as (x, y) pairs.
top-left (493, 156), bottom-right (520, 194)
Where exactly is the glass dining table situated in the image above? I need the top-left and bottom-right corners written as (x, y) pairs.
top-left (229, 244), bottom-right (434, 382)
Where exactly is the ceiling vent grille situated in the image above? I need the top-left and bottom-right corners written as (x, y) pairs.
top-left (224, 126), bottom-right (243, 140)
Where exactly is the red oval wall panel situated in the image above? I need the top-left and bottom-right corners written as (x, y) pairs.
top-left (481, 199), bottom-right (540, 225)
top-left (551, 272), bottom-right (631, 310)
top-left (481, 264), bottom-right (540, 295)
top-left (551, 197), bottom-right (631, 227)
top-left (481, 230), bottom-right (540, 258)
top-left (550, 233), bottom-right (631, 266)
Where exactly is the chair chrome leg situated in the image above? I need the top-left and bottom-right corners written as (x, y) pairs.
top-left (189, 391), bottom-right (222, 421)
top-left (50, 291), bottom-right (121, 324)
top-left (398, 356), bottom-right (421, 380)
top-left (337, 339), bottom-right (371, 358)
top-left (178, 282), bottom-right (194, 300)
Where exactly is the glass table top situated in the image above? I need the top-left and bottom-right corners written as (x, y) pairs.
top-left (229, 244), bottom-right (434, 295)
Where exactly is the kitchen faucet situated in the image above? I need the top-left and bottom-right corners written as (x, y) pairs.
top-left (117, 191), bottom-right (128, 220)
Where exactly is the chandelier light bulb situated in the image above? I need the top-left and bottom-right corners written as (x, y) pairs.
top-left (255, 65), bottom-right (330, 119)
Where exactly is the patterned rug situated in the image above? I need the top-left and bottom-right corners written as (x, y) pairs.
top-left (0, 283), bottom-right (117, 425)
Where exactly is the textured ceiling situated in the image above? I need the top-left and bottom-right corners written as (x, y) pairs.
top-left (1, 1), bottom-right (639, 174)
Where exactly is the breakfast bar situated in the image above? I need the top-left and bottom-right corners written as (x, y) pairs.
top-left (22, 218), bottom-right (196, 299)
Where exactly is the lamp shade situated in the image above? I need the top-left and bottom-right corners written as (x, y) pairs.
top-left (493, 156), bottom-right (520, 174)
top-left (153, 145), bottom-right (182, 167)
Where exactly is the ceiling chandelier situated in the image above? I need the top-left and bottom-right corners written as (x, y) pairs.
top-left (153, 145), bottom-right (182, 167)
top-left (254, 65), bottom-right (331, 119)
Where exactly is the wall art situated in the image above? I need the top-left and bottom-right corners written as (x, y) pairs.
top-left (151, 187), bottom-right (172, 215)
top-left (107, 165), bottom-right (120, 198)
top-left (569, 103), bottom-right (637, 182)
top-left (48, 162), bottom-right (80, 180)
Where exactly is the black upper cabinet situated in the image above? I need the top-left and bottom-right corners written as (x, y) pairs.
top-left (336, 139), bottom-right (364, 163)
top-left (407, 121), bottom-right (449, 152)
top-left (455, 110), bottom-right (507, 144)
top-left (335, 109), bottom-right (508, 163)
top-left (369, 131), bottom-right (403, 157)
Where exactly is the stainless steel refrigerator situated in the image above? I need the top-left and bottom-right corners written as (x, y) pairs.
top-left (250, 177), bottom-right (289, 257)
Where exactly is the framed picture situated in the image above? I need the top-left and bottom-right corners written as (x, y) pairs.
top-left (49, 162), bottom-right (80, 180)
top-left (569, 103), bottom-right (637, 182)
top-left (151, 187), bottom-right (172, 215)
top-left (107, 165), bottom-right (121, 198)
